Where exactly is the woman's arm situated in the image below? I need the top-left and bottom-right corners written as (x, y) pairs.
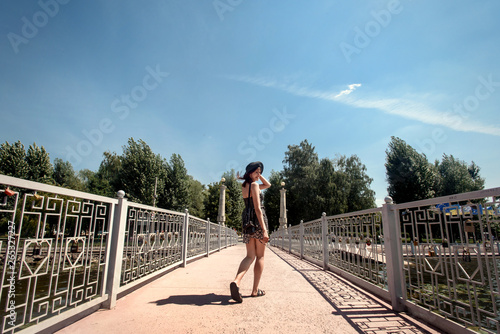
top-left (258, 175), bottom-right (271, 190)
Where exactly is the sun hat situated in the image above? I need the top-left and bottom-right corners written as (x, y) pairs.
top-left (245, 161), bottom-right (264, 174)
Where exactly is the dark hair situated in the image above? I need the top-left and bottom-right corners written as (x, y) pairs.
top-left (239, 173), bottom-right (253, 188)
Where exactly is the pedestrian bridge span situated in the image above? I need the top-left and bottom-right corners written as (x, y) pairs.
top-left (0, 175), bottom-right (498, 333)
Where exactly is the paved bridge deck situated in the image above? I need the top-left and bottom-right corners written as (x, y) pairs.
top-left (56, 243), bottom-right (440, 334)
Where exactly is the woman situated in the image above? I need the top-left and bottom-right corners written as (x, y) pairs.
top-left (230, 161), bottom-right (270, 303)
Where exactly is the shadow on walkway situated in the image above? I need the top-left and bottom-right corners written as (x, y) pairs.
top-left (270, 247), bottom-right (439, 334)
top-left (151, 293), bottom-right (233, 306)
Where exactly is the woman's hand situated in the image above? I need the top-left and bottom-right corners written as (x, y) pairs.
top-left (262, 230), bottom-right (269, 243)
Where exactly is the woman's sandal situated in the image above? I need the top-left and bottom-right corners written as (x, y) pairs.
top-left (251, 289), bottom-right (266, 297)
top-left (230, 282), bottom-right (243, 303)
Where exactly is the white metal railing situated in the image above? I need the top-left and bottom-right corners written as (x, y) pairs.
top-left (0, 175), bottom-right (237, 334)
top-left (271, 187), bottom-right (500, 334)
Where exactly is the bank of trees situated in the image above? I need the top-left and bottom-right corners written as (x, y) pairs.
top-left (0, 139), bottom-right (206, 218)
top-left (385, 137), bottom-right (484, 204)
top-left (263, 140), bottom-right (376, 230)
top-left (0, 136), bottom-right (487, 233)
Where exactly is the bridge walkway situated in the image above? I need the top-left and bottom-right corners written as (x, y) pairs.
top-left (56, 243), bottom-right (441, 334)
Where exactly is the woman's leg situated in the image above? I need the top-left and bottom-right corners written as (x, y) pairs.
top-left (233, 238), bottom-right (257, 286)
top-left (251, 240), bottom-right (266, 296)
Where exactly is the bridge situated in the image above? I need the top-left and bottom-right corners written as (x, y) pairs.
top-left (0, 174), bottom-right (499, 334)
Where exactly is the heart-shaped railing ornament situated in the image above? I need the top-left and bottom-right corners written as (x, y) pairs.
top-left (21, 239), bottom-right (51, 278)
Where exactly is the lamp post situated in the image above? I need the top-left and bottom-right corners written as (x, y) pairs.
top-left (279, 181), bottom-right (287, 230)
top-left (217, 177), bottom-right (226, 226)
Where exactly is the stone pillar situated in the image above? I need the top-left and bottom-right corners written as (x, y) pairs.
top-left (279, 182), bottom-right (287, 230)
top-left (217, 177), bottom-right (226, 227)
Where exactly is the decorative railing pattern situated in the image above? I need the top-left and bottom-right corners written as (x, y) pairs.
top-left (327, 209), bottom-right (387, 289)
top-left (187, 215), bottom-right (209, 259)
top-left (0, 179), bottom-right (116, 334)
top-left (121, 204), bottom-right (185, 286)
top-left (0, 175), bottom-right (237, 334)
top-left (271, 188), bottom-right (500, 334)
top-left (395, 191), bottom-right (500, 333)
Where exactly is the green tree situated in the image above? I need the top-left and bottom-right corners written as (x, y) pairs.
top-left (221, 170), bottom-right (244, 230)
top-left (116, 138), bottom-right (165, 205)
top-left (80, 151), bottom-right (122, 197)
top-left (316, 157), bottom-right (348, 215)
top-left (263, 170), bottom-right (283, 232)
top-left (282, 139), bottom-right (320, 225)
top-left (435, 154), bottom-right (484, 196)
top-left (53, 158), bottom-right (84, 190)
top-left (187, 176), bottom-right (206, 218)
top-left (204, 182), bottom-right (221, 223)
top-left (26, 143), bottom-right (53, 184)
top-left (160, 154), bottom-right (189, 211)
top-left (0, 141), bottom-right (28, 178)
top-left (385, 137), bottom-right (435, 203)
top-left (337, 155), bottom-right (376, 212)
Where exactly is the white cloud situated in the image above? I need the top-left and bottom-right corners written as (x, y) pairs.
top-left (334, 83), bottom-right (362, 98)
top-left (227, 75), bottom-right (500, 137)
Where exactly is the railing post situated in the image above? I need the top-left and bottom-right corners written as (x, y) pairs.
top-left (322, 212), bottom-right (328, 270)
top-left (300, 220), bottom-right (304, 259)
top-left (206, 218), bottom-right (210, 257)
top-left (281, 226), bottom-right (286, 250)
top-left (381, 196), bottom-right (406, 312)
top-left (225, 225), bottom-right (228, 249)
top-left (182, 209), bottom-right (189, 267)
top-left (288, 224), bottom-right (292, 253)
top-left (103, 190), bottom-right (128, 309)
top-left (218, 221), bottom-right (222, 251)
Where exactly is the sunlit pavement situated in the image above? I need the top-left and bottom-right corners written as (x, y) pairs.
top-left (56, 243), bottom-right (440, 334)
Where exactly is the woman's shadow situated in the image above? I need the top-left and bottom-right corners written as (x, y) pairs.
top-left (151, 293), bottom-right (235, 306)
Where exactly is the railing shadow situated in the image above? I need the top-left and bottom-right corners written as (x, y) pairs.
top-left (270, 247), bottom-right (437, 334)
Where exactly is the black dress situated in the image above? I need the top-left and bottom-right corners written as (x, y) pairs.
top-left (243, 191), bottom-right (269, 244)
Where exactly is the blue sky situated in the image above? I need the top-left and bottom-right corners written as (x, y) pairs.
top-left (1, 1), bottom-right (499, 206)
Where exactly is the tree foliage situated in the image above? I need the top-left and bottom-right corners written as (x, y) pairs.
top-left (337, 155), bottom-right (376, 212)
top-left (222, 170), bottom-right (245, 231)
top-left (0, 141), bottom-right (28, 178)
top-left (280, 140), bottom-right (376, 225)
top-left (435, 154), bottom-right (484, 196)
top-left (26, 143), bottom-right (53, 184)
top-left (282, 140), bottom-right (320, 225)
top-left (187, 176), bottom-right (206, 218)
top-left (385, 136), bottom-right (436, 203)
top-left (160, 153), bottom-right (189, 211)
top-left (204, 181), bottom-right (221, 224)
top-left (116, 138), bottom-right (165, 205)
top-left (385, 137), bottom-right (485, 203)
top-left (262, 170), bottom-right (283, 232)
top-left (53, 158), bottom-right (84, 190)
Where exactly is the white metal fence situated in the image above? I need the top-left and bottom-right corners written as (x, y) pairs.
top-left (271, 188), bottom-right (500, 334)
top-left (0, 175), bottom-right (237, 334)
